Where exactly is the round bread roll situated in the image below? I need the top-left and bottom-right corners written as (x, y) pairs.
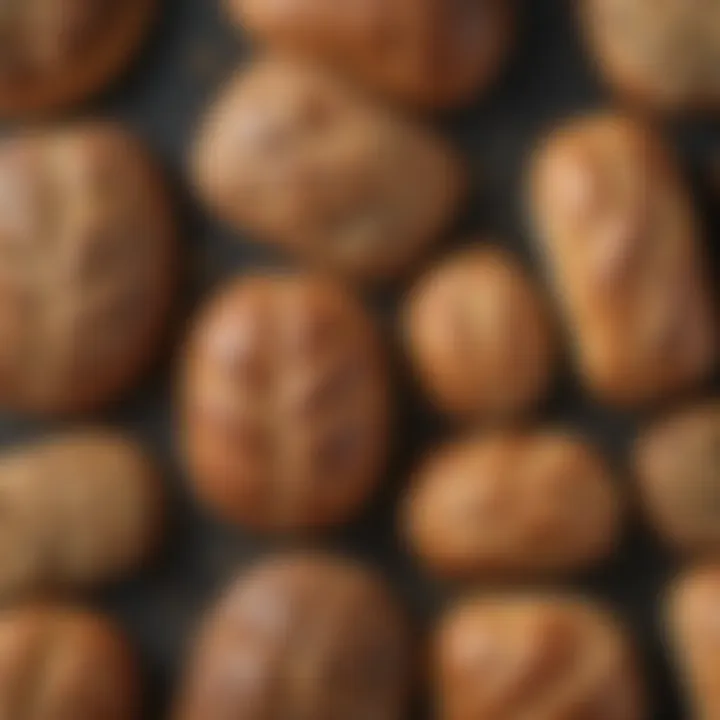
top-left (667, 565), bottom-right (720, 720)
top-left (0, 606), bottom-right (140, 719)
top-left (0, 431), bottom-right (165, 602)
top-left (579, 0), bottom-right (720, 113)
top-left (0, 123), bottom-right (176, 415)
top-left (635, 401), bottom-right (720, 554)
top-left (435, 594), bottom-right (646, 720)
top-left (529, 113), bottom-right (716, 407)
top-left (0, 0), bottom-right (157, 116)
top-left (229, 0), bottom-right (515, 108)
top-left (175, 554), bottom-right (410, 720)
top-left (181, 273), bottom-right (390, 532)
top-left (193, 59), bottom-right (464, 280)
top-left (404, 431), bottom-right (621, 579)
top-left (403, 246), bottom-right (556, 420)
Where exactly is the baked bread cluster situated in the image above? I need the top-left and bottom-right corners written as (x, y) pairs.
top-left (0, 1), bottom-right (716, 719)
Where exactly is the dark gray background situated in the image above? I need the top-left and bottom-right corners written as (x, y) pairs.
top-left (1, 0), bottom-right (718, 717)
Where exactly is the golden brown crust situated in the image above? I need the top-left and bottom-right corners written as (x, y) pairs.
top-left (175, 554), bottom-right (410, 720)
top-left (435, 595), bottom-right (646, 720)
top-left (579, 0), bottom-right (720, 113)
top-left (192, 59), bottom-right (465, 281)
top-left (229, 0), bottom-right (515, 108)
top-left (180, 273), bottom-right (390, 532)
top-left (0, 606), bottom-right (140, 719)
top-left (0, 0), bottom-right (157, 117)
top-left (635, 401), bottom-right (720, 555)
top-left (0, 431), bottom-right (165, 602)
top-left (529, 113), bottom-right (716, 407)
top-left (404, 431), bottom-right (621, 579)
top-left (667, 565), bottom-right (720, 720)
top-left (0, 122), bottom-right (176, 416)
top-left (403, 246), bottom-right (556, 420)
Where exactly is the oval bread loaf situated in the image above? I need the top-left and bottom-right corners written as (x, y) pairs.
top-left (403, 246), bottom-right (556, 420)
top-left (404, 431), bottom-right (621, 578)
top-left (635, 402), bottom-right (720, 554)
top-left (229, 0), bottom-right (515, 108)
top-left (579, 0), bottom-right (720, 113)
top-left (0, 606), bottom-right (140, 719)
top-left (193, 59), bottom-right (464, 280)
top-left (0, 0), bottom-right (157, 117)
top-left (0, 431), bottom-right (164, 601)
top-left (435, 594), bottom-right (646, 720)
top-left (529, 113), bottom-right (716, 407)
top-left (181, 273), bottom-right (390, 532)
top-left (667, 566), bottom-right (720, 720)
top-left (175, 554), bottom-right (410, 720)
top-left (0, 123), bottom-right (176, 415)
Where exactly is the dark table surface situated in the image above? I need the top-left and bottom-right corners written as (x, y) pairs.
top-left (1, 0), bottom-right (719, 717)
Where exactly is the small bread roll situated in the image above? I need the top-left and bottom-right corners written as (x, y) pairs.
top-left (667, 565), bottom-right (720, 720)
top-left (435, 594), bottom-right (646, 720)
top-left (0, 606), bottom-right (140, 719)
top-left (175, 554), bottom-right (410, 720)
top-left (635, 401), bottom-right (720, 554)
top-left (579, 0), bottom-right (720, 113)
top-left (0, 431), bottom-right (164, 602)
top-left (229, 0), bottom-right (515, 108)
top-left (0, 0), bottom-right (157, 116)
top-left (529, 113), bottom-right (716, 407)
top-left (403, 246), bottom-right (556, 420)
top-left (404, 431), bottom-right (621, 578)
top-left (0, 123), bottom-right (176, 415)
top-left (193, 59), bottom-right (464, 280)
top-left (181, 273), bottom-right (390, 532)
